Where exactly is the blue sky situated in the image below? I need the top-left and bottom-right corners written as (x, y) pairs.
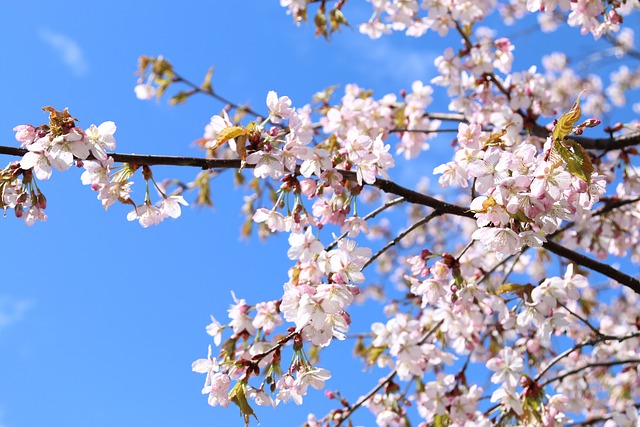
top-left (1, 2), bottom-right (637, 427)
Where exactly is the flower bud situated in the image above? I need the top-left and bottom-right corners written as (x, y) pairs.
top-left (583, 118), bottom-right (601, 128)
top-left (36, 191), bottom-right (47, 209)
top-left (142, 165), bottom-right (153, 180)
top-left (609, 9), bottom-right (623, 24)
top-left (342, 311), bottom-right (351, 325)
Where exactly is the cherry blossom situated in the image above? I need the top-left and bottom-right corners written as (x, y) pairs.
top-left (3, 1), bottom-right (640, 424)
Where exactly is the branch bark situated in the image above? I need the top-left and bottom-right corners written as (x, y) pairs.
top-left (1, 145), bottom-right (639, 294)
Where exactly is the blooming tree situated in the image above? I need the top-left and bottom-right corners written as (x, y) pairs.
top-left (2, 0), bottom-right (640, 425)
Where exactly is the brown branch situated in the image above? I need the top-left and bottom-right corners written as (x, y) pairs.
top-left (535, 331), bottom-right (640, 382)
top-left (541, 240), bottom-right (640, 294)
top-left (568, 403), bottom-right (640, 426)
top-left (325, 196), bottom-right (405, 251)
top-left (390, 128), bottom-right (458, 134)
top-left (422, 112), bottom-right (467, 122)
top-left (571, 131), bottom-right (640, 151)
top-left (1, 145), bottom-right (639, 294)
top-left (362, 210), bottom-right (442, 270)
top-left (250, 331), bottom-right (297, 361)
top-left (557, 301), bottom-right (602, 337)
top-left (539, 358), bottom-right (640, 388)
top-left (172, 72), bottom-right (265, 119)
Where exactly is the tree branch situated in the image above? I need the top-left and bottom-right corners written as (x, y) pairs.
top-left (1, 145), bottom-right (639, 294)
top-left (539, 358), bottom-right (640, 388)
top-left (535, 331), bottom-right (640, 382)
top-left (172, 71), bottom-right (265, 119)
top-left (362, 210), bottom-right (442, 270)
top-left (326, 196), bottom-right (405, 251)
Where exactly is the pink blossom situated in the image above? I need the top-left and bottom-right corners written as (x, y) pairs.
top-left (13, 125), bottom-right (36, 145)
top-left (266, 90), bottom-right (294, 123)
top-left (252, 301), bottom-right (283, 334)
top-left (486, 347), bottom-right (524, 387)
top-left (287, 228), bottom-right (324, 262)
top-left (126, 203), bottom-right (164, 228)
top-left (159, 195), bottom-right (188, 219)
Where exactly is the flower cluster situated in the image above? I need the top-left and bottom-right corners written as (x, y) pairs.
top-left (6, 108), bottom-right (116, 226)
top-left (10, 108), bottom-right (188, 228)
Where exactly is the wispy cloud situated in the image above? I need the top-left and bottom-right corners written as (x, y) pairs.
top-left (0, 296), bottom-right (32, 331)
top-left (39, 28), bottom-right (89, 77)
top-left (342, 37), bottom-right (437, 86)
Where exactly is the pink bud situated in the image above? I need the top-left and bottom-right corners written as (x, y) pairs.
top-left (583, 118), bottom-right (601, 128)
top-left (494, 37), bottom-right (511, 52)
top-left (36, 192), bottom-right (47, 209)
top-left (142, 165), bottom-right (153, 180)
top-left (609, 9), bottom-right (623, 24)
top-left (325, 390), bottom-right (335, 399)
top-left (342, 311), bottom-right (351, 325)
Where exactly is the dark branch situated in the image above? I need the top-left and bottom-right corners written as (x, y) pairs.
top-left (540, 358), bottom-right (640, 388)
top-left (1, 145), bottom-right (639, 294)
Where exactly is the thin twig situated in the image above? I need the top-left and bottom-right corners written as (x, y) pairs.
top-left (557, 301), bottom-right (602, 337)
top-left (325, 197), bottom-right (405, 251)
top-left (173, 72), bottom-right (265, 119)
top-left (390, 128), bottom-right (458, 134)
top-left (534, 331), bottom-right (640, 382)
top-left (362, 210), bottom-right (443, 270)
top-left (336, 320), bottom-right (444, 426)
top-left (501, 251), bottom-right (523, 285)
top-left (455, 239), bottom-right (475, 261)
top-left (539, 358), bottom-right (640, 388)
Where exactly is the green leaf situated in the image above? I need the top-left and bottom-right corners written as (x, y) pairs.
top-left (366, 346), bottom-right (387, 366)
top-left (567, 138), bottom-right (594, 181)
top-left (169, 91), bottom-right (190, 105)
top-left (229, 382), bottom-right (258, 427)
top-left (552, 93), bottom-right (582, 142)
top-left (496, 283), bottom-right (532, 295)
top-left (553, 139), bottom-right (593, 182)
top-left (215, 126), bottom-right (246, 149)
top-left (329, 9), bottom-right (350, 31)
top-left (314, 11), bottom-right (328, 39)
top-left (201, 66), bottom-right (214, 93)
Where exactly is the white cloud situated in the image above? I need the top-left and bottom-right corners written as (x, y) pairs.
top-left (342, 37), bottom-right (437, 86)
top-left (0, 296), bottom-right (32, 331)
top-left (39, 28), bottom-right (89, 76)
